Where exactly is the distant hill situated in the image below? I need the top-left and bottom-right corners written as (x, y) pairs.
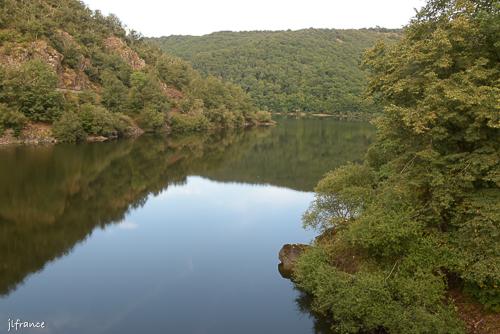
top-left (150, 29), bottom-right (401, 116)
top-left (0, 0), bottom-right (269, 144)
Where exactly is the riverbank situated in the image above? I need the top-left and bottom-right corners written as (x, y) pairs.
top-left (0, 119), bottom-right (276, 146)
top-left (0, 122), bottom-right (143, 146)
top-left (273, 112), bottom-right (373, 121)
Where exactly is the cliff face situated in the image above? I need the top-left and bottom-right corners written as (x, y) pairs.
top-left (104, 36), bottom-right (146, 70)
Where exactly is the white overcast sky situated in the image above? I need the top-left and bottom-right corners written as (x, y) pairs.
top-left (82, 0), bottom-right (427, 37)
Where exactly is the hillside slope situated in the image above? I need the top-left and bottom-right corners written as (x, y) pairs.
top-left (151, 29), bottom-right (401, 116)
top-left (0, 0), bottom-right (270, 144)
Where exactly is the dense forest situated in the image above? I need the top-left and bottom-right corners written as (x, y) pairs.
top-left (294, 0), bottom-right (499, 333)
top-left (151, 29), bottom-right (400, 117)
top-left (0, 0), bottom-right (271, 144)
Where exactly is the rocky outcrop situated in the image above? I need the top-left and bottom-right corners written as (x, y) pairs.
top-left (104, 36), bottom-right (146, 70)
top-left (59, 66), bottom-right (93, 91)
top-left (278, 243), bottom-right (310, 279)
top-left (159, 81), bottom-right (184, 100)
top-left (0, 124), bottom-right (56, 145)
top-left (0, 40), bottom-right (63, 71)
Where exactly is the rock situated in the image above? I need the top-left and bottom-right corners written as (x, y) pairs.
top-left (86, 135), bottom-right (108, 142)
top-left (104, 36), bottom-right (146, 70)
top-left (278, 243), bottom-right (310, 279)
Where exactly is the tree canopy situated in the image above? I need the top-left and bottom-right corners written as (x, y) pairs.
top-left (151, 29), bottom-right (401, 116)
top-left (296, 0), bottom-right (500, 332)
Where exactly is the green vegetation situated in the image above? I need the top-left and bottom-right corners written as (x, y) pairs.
top-left (0, 0), bottom-right (269, 142)
top-left (0, 103), bottom-right (27, 136)
top-left (150, 29), bottom-right (400, 117)
top-left (295, 0), bottom-right (499, 333)
top-left (0, 60), bottom-right (64, 122)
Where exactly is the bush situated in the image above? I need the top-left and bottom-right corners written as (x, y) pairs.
top-left (52, 112), bottom-right (86, 143)
top-left (137, 107), bottom-right (166, 133)
top-left (0, 104), bottom-right (27, 136)
top-left (205, 106), bottom-right (243, 128)
top-left (295, 246), bottom-right (465, 334)
top-left (128, 71), bottom-right (169, 114)
top-left (254, 110), bottom-right (272, 123)
top-left (113, 113), bottom-right (137, 137)
top-left (1, 60), bottom-right (64, 122)
top-left (169, 113), bottom-right (209, 133)
top-left (79, 104), bottom-right (120, 137)
top-left (303, 163), bottom-right (375, 231)
top-left (101, 71), bottom-right (128, 113)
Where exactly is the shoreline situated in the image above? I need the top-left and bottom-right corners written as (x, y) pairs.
top-left (0, 120), bottom-right (277, 147)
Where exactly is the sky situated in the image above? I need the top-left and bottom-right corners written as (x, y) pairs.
top-left (83, 0), bottom-right (427, 37)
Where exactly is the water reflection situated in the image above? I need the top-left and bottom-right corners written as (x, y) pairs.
top-left (0, 119), bottom-right (373, 333)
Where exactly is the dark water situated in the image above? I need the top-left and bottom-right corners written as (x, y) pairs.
top-left (0, 118), bottom-right (374, 334)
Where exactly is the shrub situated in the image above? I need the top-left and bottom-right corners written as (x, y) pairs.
top-left (128, 71), bottom-right (169, 114)
top-left (1, 60), bottom-right (64, 122)
top-left (79, 104), bottom-right (120, 137)
top-left (303, 163), bottom-right (375, 231)
top-left (295, 246), bottom-right (465, 334)
top-left (113, 113), bottom-right (137, 136)
top-left (0, 104), bottom-right (27, 136)
top-left (52, 112), bottom-right (86, 143)
top-left (169, 113), bottom-right (209, 133)
top-left (254, 110), bottom-right (272, 123)
top-left (205, 106), bottom-right (243, 128)
top-left (137, 107), bottom-right (166, 133)
top-left (101, 71), bottom-right (128, 113)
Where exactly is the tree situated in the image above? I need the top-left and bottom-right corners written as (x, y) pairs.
top-left (1, 60), bottom-right (64, 122)
top-left (296, 0), bottom-right (500, 332)
top-left (101, 70), bottom-right (128, 113)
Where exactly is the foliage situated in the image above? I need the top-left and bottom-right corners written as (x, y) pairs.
top-left (101, 70), bottom-right (128, 113)
top-left (0, 104), bottom-right (27, 136)
top-left (79, 103), bottom-right (129, 137)
top-left (150, 29), bottom-right (401, 115)
top-left (169, 113), bottom-right (209, 133)
top-left (297, 0), bottom-right (500, 331)
top-left (137, 107), bottom-right (166, 133)
top-left (253, 110), bottom-right (272, 123)
top-left (127, 71), bottom-right (169, 114)
top-left (52, 111), bottom-right (86, 143)
top-left (295, 247), bottom-right (463, 334)
top-left (303, 164), bottom-right (375, 231)
top-left (0, 0), bottom-right (264, 137)
top-left (0, 60), bottom-right (64, 122)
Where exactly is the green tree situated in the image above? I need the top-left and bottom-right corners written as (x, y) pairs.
top-left (0, 103), bottom-right (27, 136)
top-left (296, 0), bottom-right (500, 332)
top-left (52, 111), bottom-right (86, 143)
top-left (101, 71), bottom-right (128, 113)
top-left (128, 71), bottom-right (169, 113)
top-left (1, 60), bottom-right (64, 122)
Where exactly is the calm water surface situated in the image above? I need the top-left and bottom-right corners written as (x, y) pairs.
top-left (0, 118), bottom-right (374, 334)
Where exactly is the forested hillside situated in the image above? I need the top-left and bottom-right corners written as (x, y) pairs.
top-left (151, 29), bottom-right (400, 116)
top-left (294, 0), bottom-right (499, 333)
top-left (0, 0), bottom-right (270, 144)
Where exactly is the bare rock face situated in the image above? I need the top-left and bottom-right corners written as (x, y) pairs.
top-left (0, 40), bottom-right (63, 71)
top-left (159, 81), bottom-right (184, 100)
top-left (278, 243), bottom-right (310, 279)
top-left (104, 36), bottom-right (146, 70)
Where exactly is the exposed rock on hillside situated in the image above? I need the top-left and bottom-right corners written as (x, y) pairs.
top-left (104, 36), bottom-right (146, 70)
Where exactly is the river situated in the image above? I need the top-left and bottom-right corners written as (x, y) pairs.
top-left (0, 118), bottom-right (374, 334)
